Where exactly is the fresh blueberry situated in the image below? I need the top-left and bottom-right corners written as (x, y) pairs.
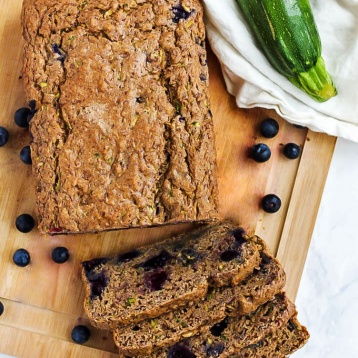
top-left (16, 213), bottom-right (35, 233)
top-left (13, 248), bottom-right (31, 267)
top-left (262, 194), bottom-right (281, 213)
top-left (20, 145), bottom-right (32, 164)
top-left (26, 112), bottom-right (34, 124)
top-left (0, 126), bottom-right (9, 147)
top-left (51, 247), bottom-right (70, 264)
top-left (0, 301), bottom-right (4, 316)
top-left (210, 317), bottom-right (228, 337)
top-left (220, 250), bottom-right (240, 262)
top-left (71, 325), bottom-right (91, 344)
top-left (259, 118), bottom-right (279, 138)
top-left (14, 107), bottom-right (32, 128)
top-left (250, 143), bottom-right (271, 163)
top-left (168, 344), bottom-right (196, 358)
top-left (283, 143), bottom-right (301, 159)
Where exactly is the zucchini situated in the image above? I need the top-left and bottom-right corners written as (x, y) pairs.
top-left (235, 0), bottom-right (337, 102)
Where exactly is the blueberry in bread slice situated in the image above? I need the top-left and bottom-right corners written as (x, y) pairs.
top-left (21, 0), bottom-right (218, 234)
top-left (146, 293), bottom-right (297, 358)
top-left (113, 235), bottom-right (286, 356)
top-left (81, 222), bottom-right (261, 329)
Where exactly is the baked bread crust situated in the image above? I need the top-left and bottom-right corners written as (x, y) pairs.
top-left (21, 0), bottom-right (218, 234)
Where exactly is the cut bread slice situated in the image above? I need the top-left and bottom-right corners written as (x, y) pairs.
top-left (113, 236), bottom-right (285, 356)
top-left (81, 222), bottom-right (260, 329)
top-left (147, 293), bottom-right (296, 358)
top-left (236, 316), bottom-right (310, 358)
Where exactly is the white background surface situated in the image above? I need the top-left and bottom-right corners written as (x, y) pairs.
top-left (295, 136), bottom-right (358, 357)
top-left (1, 137), bottom-right (357, 357)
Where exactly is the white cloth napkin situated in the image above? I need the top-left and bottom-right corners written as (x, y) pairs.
top-left (202, 0), bottom-right (358, 142)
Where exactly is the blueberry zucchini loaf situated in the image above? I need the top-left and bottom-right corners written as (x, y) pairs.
top-left (21, 0), bottom-right (218, 234)
top-left (81, 222), bottom-right (261, 329)
top-left (147, 293), bottom-right (297, 358)
top-left (112, 235), bottom-right (286, 356)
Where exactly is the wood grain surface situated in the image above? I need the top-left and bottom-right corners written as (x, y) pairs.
top-left (0, 1), bottom-right (336, 357)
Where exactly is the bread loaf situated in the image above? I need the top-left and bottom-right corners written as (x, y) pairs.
top-left (21, 0), bottom-right (218, 234)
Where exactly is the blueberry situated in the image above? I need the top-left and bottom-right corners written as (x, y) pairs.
top-left (88, 271), bottom-right (108, 299)
top-left (0, 126), bottom-right (9, 147)
top-left (287, 319), bottom-right (297, 332)
top-left (51, 247), bottom-right (70, 263)
top-left (259, 251), bottom-right (272, 266)
top-left (82, 258), bottom-right (108, 274)
top-left (26, 112), bottom-right (35, 124)
top-left (138, 250), bottom-right (174, 271)
top-left (168, 344), bottom-right (196, 358)
top-left (13, 248), bottom-right (31, 267)
top-left (283, 143), bottom-right (301, 159)
top-left (230, 228), bottom-right (247, 247)
top-left (0, 301), bottom-right (4, 316)
top-left (220, 250), bottom-right (241, 262)
top-left (210, 317), bottom-right (228, 337)
top-left (172, 5), bottom-right (193, 23)
top-left (20, 145), bottom-right (32, 164)
top-left (144, 269), bottom-right (168, 291)
top-left (71, 325), bottom-right (91, 344)
top-left (14, 107), bottom-right (32, 128)
top-left (250, 143), bottom-right (271, 163)
top-left (259, 118), bottom-right (279, 138)
top-left (262, 194), bottom-right (281, 213)
top-left (16, 213), bottom-right (35, 233)
top-left (82, 258), bottom-right (108, 299)
top-left (51, 44), bottom-right (67, 62)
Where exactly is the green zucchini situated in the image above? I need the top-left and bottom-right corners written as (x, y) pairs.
top-left (235, 0), bottom-right (337, 102)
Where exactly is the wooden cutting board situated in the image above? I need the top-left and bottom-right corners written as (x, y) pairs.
top-left (0, 1), bottom-right (336, 357)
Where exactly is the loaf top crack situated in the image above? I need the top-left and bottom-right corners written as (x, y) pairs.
top-left (21, 0), bottom-right (218, 233)
top-left (81, 222), bottom-right (261, 329)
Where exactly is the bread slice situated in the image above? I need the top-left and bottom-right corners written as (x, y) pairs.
top-left (236, 316), bottom-right (310, 358)
top-left (145, 293), bottom-right (296, 358)
top-left (113, 236), bottom-right (285, 356)
top-left (81, 222), bottom-right (260, 329)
